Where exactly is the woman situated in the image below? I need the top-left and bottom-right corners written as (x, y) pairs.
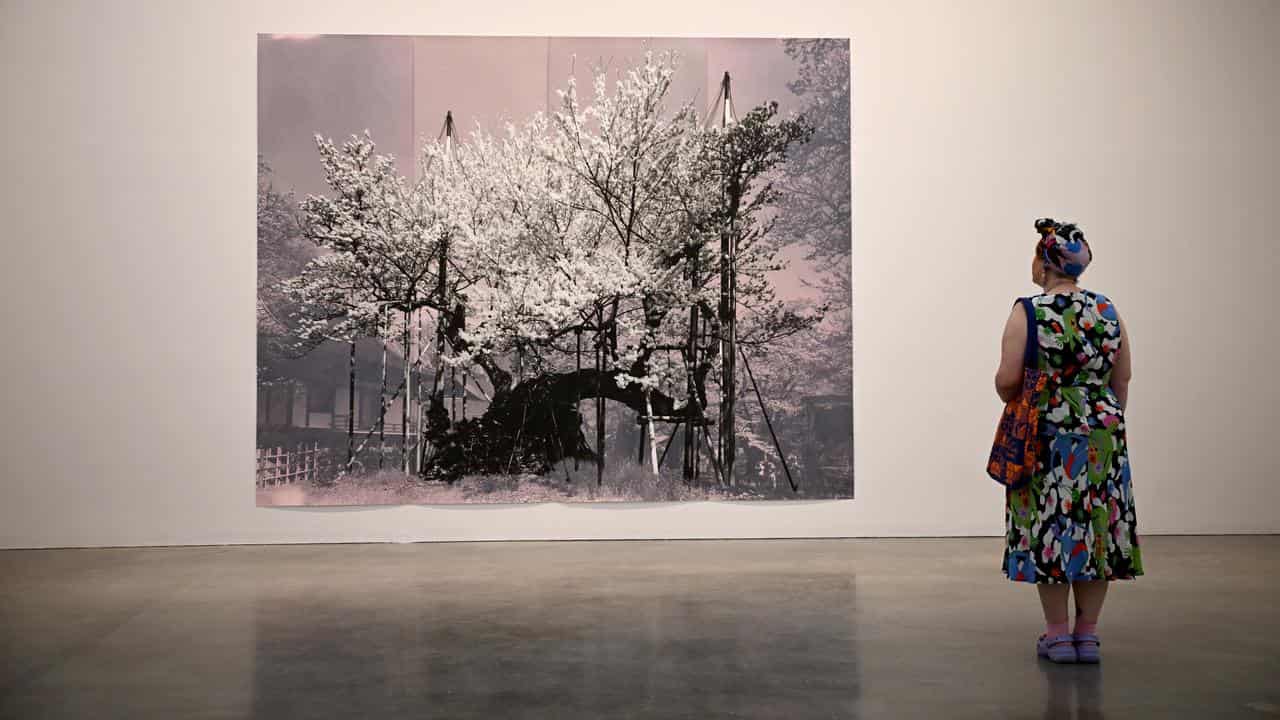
top-left (994, 218), bottom-right (1144, 664)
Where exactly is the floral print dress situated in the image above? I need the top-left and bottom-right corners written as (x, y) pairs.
top-left (1004, 290), bottom-right (1144, 584)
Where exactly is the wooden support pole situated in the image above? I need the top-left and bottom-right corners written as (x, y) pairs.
top-left (574, 329), bottom-right (582, 472)
top-left (595, 323), bottom-right (605, 487)
top-left (698, 424), bottom-right (725, 486)
top-left (402, 310), bottom-right (412, 474)
top-left (415, 306), bottom-right (426, 474)
top-left (644, 392), bottom-right (660, 477)
top-left (379, 307), bottom-right (388, 469)
top-left (347, 338), bottom-right (356, 467)
top-left (740, 346), bottom-right (798, 493)
top-left (659, 420), bottom-right (682, 468)
top-left (682, 254), bottom-right (700, 482)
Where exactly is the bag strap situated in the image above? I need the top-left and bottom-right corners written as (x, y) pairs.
top-left (1020, 297), bottom-right (1038, 369)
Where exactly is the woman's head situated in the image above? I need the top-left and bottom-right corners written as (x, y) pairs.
top-left (1032, 217), bottom-right (1091, 288)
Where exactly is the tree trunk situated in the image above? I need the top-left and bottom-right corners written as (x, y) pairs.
top-left (719, 228), bottom-right (736, 486)
top-left (426, 368), bottom-right (680, 482)
top-left (427, 238), bottom-right (451, 471)
top-left (719, 181), bottom-right (742, 486)
top-left (684, 263), bottom-right (699, 481)
top-left (637, 415), bottom-right (646, 466)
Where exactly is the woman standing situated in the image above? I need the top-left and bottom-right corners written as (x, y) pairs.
top-left (994, 218), bottom-right (1144, 664)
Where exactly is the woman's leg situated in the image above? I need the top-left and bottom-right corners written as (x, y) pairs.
top-left (1072, 580), bottom-right (1109, 625)
top-left (1071, 580), bottom-right (1108, 662)
top-left (1036, 583), bottom-right (1077, 662)
top-left (1037, 583), bottom-right (1071, 635)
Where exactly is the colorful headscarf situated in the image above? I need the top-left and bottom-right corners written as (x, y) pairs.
top-left (1035, 218), bottom-right (1091, 278)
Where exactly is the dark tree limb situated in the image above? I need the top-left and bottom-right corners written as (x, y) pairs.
top-left (423, 368), bottom-right (683, 481)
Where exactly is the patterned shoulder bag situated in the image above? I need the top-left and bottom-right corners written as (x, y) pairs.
top-left (987, 298), bottom-right (1048, 489)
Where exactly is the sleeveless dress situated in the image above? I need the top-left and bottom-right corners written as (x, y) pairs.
top-left (1003, 290), bottom-right (1144, 584)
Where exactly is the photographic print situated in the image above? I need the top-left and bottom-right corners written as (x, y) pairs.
top-left (257, 35), bottom-right (851, 505)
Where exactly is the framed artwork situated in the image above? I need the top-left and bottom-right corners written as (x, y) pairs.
top-left (257, 35), bottom-right (851, 505)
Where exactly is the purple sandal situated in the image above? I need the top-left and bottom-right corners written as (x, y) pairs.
top-left (1073, 633), bottom-right (1101, 664)
top-left (1037, 634), bottom-right (1078, 663)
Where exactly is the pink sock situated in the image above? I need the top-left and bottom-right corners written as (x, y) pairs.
top-left (1045, 621), bottom-right (1070, 638)
top-left (1074, 620), bottom-right (1098, 637)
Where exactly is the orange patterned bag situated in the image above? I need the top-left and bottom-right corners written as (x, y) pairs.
top-left (987, 298), bottom-right (1047, 489)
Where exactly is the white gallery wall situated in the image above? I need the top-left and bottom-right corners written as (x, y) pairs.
top-left (2, 0), bottom-right (1277, 548)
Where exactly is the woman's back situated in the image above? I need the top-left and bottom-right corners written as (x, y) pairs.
top-left (1030, 290), bottom-right (1124, 436)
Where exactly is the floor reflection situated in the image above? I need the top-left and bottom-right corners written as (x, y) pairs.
top-left (7, 538), bottom-right (1280, 718)
top-left (248, 546), bottom-right (860, 718)
top-left (1040, 661), bottom-right (1104, 720)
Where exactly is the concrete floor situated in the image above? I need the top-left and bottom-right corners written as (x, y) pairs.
top-left (0, 537), bottom-right (1277, 719)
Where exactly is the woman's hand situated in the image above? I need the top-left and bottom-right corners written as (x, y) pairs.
top-left (995, 303), bottom-right (1027, 404)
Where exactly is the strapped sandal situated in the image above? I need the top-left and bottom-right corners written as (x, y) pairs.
top-left (1073, 633), bottom-right (1101, 664)
top-left (1037, 634), bottom-right (1078, 664)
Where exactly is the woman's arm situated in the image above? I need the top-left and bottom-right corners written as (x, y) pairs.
top-left (995, 304), bottom-right (1027, 404)
top-left (1110, 315), bottom-right (1132, 410)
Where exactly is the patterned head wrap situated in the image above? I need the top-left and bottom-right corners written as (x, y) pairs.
top-left (1035, 218), bottom-right (1091, 278)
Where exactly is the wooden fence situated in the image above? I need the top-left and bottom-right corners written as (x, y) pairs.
top-left (331, 414), bottom-right (413, 436)
top-left (256, 443), bottom-right (331, 488)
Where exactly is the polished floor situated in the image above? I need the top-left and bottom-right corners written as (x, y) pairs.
top-left (1, 536), bottom-right (1277, 719)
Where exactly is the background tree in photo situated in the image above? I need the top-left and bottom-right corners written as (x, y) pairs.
top-left (696, 100), bottom-right (818, 483)
top-left (721, 39), bottom-right (852, 490)
top-left (287, 133), bottom-right (444, 472)
top-left (778, 38), bottom-right (851, 305)
top-left (256, 157), bottom-right (314, 386)
top-left (781, 37), bottom-right (852, 401)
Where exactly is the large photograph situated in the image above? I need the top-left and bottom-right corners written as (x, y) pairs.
top-left (257, 35), bottom-right (851, 505)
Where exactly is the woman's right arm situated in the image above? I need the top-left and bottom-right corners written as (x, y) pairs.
top-left (995, 304), bottom-right (1027, 404)
top-left (1111, 316), bottom-right (1132, 410)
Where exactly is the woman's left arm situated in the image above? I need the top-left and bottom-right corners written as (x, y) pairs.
top-left (1110, 315), bottom-right (1132, 410)
top-left (995, 304), bottom-right (1027, 404)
